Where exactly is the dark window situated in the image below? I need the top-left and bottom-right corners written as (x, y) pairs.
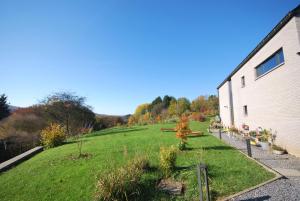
top-left (256, 48), bottom-right (284, 78)
top-left (243, 105), bottom-right (248, 116)
top-left (241, 76), bottom-right (245, 87)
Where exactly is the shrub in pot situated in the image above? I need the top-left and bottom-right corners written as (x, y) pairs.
top-left (259, 129), bottom-right (271, 150)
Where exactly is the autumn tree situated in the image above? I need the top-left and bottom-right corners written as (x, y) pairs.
top-left (151, 103), bottom-right (164, 117)
top-left (0, 94), bottom-right (10, 121)
top-left (134, 103), bottom-right (149, 119)
top-left (41, 92), bottom-right (95, 135)
top-left (191, 95), bottom-right (219, 115)
top-left (128, 115), bottom-right (136, 126)
top-left (177, 97), bottom-right (190, 115)
top-left (168, 99), bottom-right (177, 116)
top-left (191, 96), bottom-right (207, 112)
top-left (208, 95), bottom-right (219, 113)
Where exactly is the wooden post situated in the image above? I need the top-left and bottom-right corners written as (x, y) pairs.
top-left (246, 138), bottom-right (252, 157)
top-left (197, 163), bottom-right (211, 201)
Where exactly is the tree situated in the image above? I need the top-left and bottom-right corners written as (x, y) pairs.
top-left (191, 96), bottom-right (207, 113)
top-left (162, 95), bottom-right (176, 109)
top-left (41, 92), bottom-right (95, 135)
top-left (149, 96), bottom-right (162, 112)
top-left (0, 94), bottom-right (10, 121)
top-left (168, 99), bottom-right (177, 116)
top-left (151, 96), bottom-right (162, 106)
top-left (134, 103), bottom-right (149, 119)
top-left (128, 115), bottom-right (136, 126)
top-left (208, 95), bottom-right (219, 112)
top-left (151, 103), bottom-right (164, 117)
top-left (177, 97), bottom-right (190, 115)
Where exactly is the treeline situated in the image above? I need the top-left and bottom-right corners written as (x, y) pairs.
top-left (128, 95), bottom-right (218, 125)
top-left (0, 92), bottom-right (126, 162)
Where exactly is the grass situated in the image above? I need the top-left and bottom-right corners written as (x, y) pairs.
top-left (0, 121), bottom-right (274, 201)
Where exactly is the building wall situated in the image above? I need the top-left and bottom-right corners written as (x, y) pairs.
top-left (228, 16), bottom-right (300, 156)
top-left (296, 14), bottom-right (300, 44)
top-left (218, 81), bottom-right (232, 127)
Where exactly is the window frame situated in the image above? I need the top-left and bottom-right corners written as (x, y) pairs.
top-left (255, 48), bottom-right (285, 80)
top-left (241, 76), bottom-right (245, 88)
top-left (243, 105), bottom-right (248, 116)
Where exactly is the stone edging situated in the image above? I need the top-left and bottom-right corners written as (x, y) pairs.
top-left (0, 146), bottom-right (44, 173)
top-left (210, 131), bottom-right (283, 201)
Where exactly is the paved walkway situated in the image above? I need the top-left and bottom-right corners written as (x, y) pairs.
top-left (211, 130), bottom-right (300, 201)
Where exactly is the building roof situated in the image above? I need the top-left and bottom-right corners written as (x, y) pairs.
top-left (217, 4), bottom-right (300, 90)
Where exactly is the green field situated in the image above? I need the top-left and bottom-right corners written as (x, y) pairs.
top-left (0, 121), bottom-right (274, 201)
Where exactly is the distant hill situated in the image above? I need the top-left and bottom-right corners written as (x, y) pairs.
top-left (96, 114), bottom-right (131, 122)
top-left (8, 105), bottom-right (20, 113)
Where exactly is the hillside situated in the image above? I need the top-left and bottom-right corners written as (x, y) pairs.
top-left (0, 121), bottom-right (274, 201)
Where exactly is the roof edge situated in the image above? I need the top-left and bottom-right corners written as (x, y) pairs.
top-left (217, 4), bottom-right (300, 89)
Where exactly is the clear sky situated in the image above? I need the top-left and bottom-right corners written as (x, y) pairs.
top-left (1, 0), bottom-right (299, 115)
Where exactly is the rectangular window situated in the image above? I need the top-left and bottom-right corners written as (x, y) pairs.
top-left (241, 76), bottom-right (245, 87)
top-left (243, 105), bottom-right (248, 116)
top-left (256, 48), bottom-right (284, 78)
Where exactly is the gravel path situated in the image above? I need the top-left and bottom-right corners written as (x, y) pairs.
top-left (211, 130), bottom-right (300, 201)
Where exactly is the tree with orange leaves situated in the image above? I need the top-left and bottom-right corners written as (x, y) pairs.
top-left (175, 115), bottom-right (191, 150)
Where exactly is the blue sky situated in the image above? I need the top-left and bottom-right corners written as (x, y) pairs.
top-left (1, 0), bottom-right (299, 115)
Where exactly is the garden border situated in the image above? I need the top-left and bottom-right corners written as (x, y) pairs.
top-left (0, 146), bottom-right (44, 173)
top-left (210, 130), bottom-right (283, 201)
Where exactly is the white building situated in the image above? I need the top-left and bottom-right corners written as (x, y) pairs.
top-left (217, 5), bottom-right (300, 157)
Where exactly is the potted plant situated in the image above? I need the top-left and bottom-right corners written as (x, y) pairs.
top-left (259, 129), bottom-right (271, 150)
top-left (228, 127), bottom-right (239, 139)
top-left (272, 144), bottom-right (286, 155)
top-left (249, 131), bottom-right (257, 146)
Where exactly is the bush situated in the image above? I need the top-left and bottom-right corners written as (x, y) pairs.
top-left (178, 141), bottom-right (187, 151)
top-left (159, 146), bottom-right (177, 177)
top-left (95, 156), bottom-right (149, 201)
top-left (41, 123), bottom-right (66, 148)
top-left (190, 112), bottom-right (206, 122)
top-left (0, 113), bottom-right (47, 162)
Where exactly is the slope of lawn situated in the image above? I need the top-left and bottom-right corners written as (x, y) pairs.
top-left (0, 121), bottom-right (274, 201)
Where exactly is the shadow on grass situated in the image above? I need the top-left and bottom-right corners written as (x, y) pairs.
top-left (175, 165), bottom-right (196, 171)
top-left (137, 178), bottom-right (173, 201)
top-left (187, 135), bottom-right (208, 138)
top-left (63, 139), bottom-right (89, 145)
top-left (185, 146), bottom-right (235, 151)
top-left (86, 127), bottom-right (148, 137)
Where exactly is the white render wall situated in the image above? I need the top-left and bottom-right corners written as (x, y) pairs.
top-left (218, 81), bottom-right (232, 126)
top-left (296, 14), bottom-right (300, 44)
top-left (218, 16), bottom-right (300, 157)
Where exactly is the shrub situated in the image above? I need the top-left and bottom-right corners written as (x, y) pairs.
top-left (259, 129), bottom-right (271, 142)
top-left (0, 113), bottom-right (47, 162)
top-left (41, 123), bottom-right (66, 148)
top-left (228, 126), bottom-right (239, 134)
top-left (175, 116), bottom-right (191, 150)
top-left (178, 141), bottom-right (187, 151)
top-left (190, 112), bottom-right (206, 122)
top-left (95, 156), bottom-right (149, 201)
top-left (159, 146), bottom-right (177, 177)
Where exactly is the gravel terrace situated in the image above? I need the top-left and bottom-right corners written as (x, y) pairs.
top-left (211, 130), bottom-right (300, 201)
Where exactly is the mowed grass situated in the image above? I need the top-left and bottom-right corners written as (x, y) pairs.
top-left (0, 121), bottom-right (274, 201)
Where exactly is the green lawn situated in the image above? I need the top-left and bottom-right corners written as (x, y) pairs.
top-left (0, 121), bottom-right (274, 201)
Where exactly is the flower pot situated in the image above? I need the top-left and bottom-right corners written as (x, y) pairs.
top-left (273, 149), bottom-right (285, 155)
top-left (260, 142), bottom-right (269, 150)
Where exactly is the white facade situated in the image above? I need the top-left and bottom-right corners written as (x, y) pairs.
top-left (218, 7), bottom-right (300, 157)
